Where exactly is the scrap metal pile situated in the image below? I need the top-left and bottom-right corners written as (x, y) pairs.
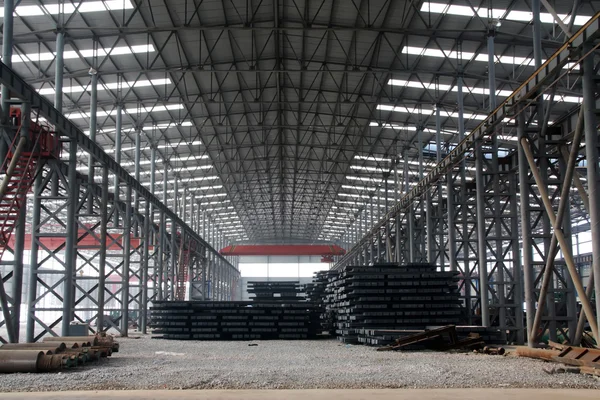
top-left (0, 333), bottom-right (119, 373)
top-left (324, 263), bottom-right (463, 344)
top-left (515, 342), bottom-right (600, 378)
top-left (150, 300), bottom-right (321, 340)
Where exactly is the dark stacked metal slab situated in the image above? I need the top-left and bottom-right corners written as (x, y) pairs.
top-left (325, 263), bottom-right (462, 343)
top-left (247, 281), bottom-right (305, 302)
top-left (305, 270), bottom-right (338, 334)
top-left (150, 300), bottom-right (321, 340)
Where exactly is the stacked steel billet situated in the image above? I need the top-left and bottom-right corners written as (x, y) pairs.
top-left (306, 270), bottom-right (338, 334)
top-left (247, 281), bottom-right (306, 302)
top-left (327, 263), bottom-right (462, 344)
top-left (150, 300), bottom-right (321, 340)
top-left (0, 334), bottom-right (118, 373)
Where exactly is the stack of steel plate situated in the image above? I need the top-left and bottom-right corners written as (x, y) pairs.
top-left (326, 263), bottom-right (462, 344)
top-left (150, 300), bottom-right (321, 340)
top-left (247, 281), bottom-right (306, 302)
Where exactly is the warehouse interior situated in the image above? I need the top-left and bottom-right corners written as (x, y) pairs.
top-left (0, 0), bottom-right (599, 397)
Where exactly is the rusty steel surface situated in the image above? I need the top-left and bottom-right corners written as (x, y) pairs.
top-left (552, 346), bottom-right (600, 369)
top-left (0, 350), bottom-right (45, 373)
top-left (43, 336), bottom-right (98, 346)
top-left (0, 343), bottom-right (67, 353)
top-left (514, 347), bottom-right (561, 361)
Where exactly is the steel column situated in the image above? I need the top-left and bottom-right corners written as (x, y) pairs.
top-left (582, 43), bottom-right (600, 334)
top-left (120, 186), bottom-right (132, 336)
top-left (96, 166), bottom-right (108, 332)
top-left (0, 0), bottom-right (13, 162)
top-left (61, 141), bottom-right (78, 335)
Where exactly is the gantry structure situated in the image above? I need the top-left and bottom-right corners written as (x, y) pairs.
top-left (0, 1), bottom-right (598, 347)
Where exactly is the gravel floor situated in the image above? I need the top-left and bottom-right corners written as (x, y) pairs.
top-left (1, 334), bottom-right (599, 391)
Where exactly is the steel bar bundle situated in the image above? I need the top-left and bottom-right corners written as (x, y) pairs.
top-left (324, 263), bottom-right (462, 344)
top-left (150, 300), bottom-right (321, 340)
top-left (246, 281), bottom-right (306, 302)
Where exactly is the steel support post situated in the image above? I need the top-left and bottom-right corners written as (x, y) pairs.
top-left (384, 178), bottom-right (390, 262)
top-left (11, 169), bottom-right (25, 342)
top-left (25, 165), bottom-right (43, 343)
top-left (488, 29), bottom-right (507, 334)
top-left (120, 186), bottom-right (132, 336)
top-left (54, 32), bottom-right (64, 113)
top-left (582, 43), bottom-right (600, 337)
top-left (113, 105), bottom-right (122, 225)
top-left (97, 166), bottom-right (108, 332)
top-left (51, 30), bottom-right (64, 196)
top-left (174, 178), bottom-right (179, 215)
top-left (87, 71), bottom-right (98, 213)
top-left (170, 219), bottom-right (177, 300)
top-left (202, 253), bottom-right (208, 300)
top-left (509, 173), bottom-right (525, 344)
top-left (446, 174), bottom-right (457, 272)
top-left (435, 105), bottom-right (444, 269)
top-left (62, 141), bottom-right (79, 335)
top-left (7, 103), bottom-right (30, 341)
top-left (134, 131), bottom-right (141, 234)
top-left (475, 143), bottom-right (489, 326)
top-left (518, 113), bottom-right (536, 346)
top-left (141, 195), bottom-right (150, 331)
top-left (0, 0), bottom-right (13, 163)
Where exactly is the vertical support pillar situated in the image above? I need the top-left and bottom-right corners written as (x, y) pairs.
top-left (120, 186), bottom-right (132, 336)
top-left (0, 0), bottom-right (14, 163)
top-left (435, 104), bottom-right (444, 269)
top-left (134, 130), bottom-right (141, 233)
top-left (113, 105), bottom-right (122, 224)
top-left (202, 250), bottom-right (208, 300)
top-left (97, 166), bottom-right (108, 331)
top-left (54, 32), bottom-right (65, 112)
top-left (518, 113), bottom-right (536, 346)
top-left (62, 141), bottom-right (79, 335)
top-left (26, 164), bottom-right (43, 342)
top-left (87, 70), bottom-right (98, 213)
top-left (582, 43), bottom-right (600, 333)
top-left (170, 219), bottom-right (177, 300)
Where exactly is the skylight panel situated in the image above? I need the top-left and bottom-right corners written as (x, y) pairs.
top-left (67, 103), bottom-right (184, 119)
top-left (12, 44), bottom-right (155, 63)
top-left (376, 104), bottom-right (487, 120)
top-left (1, 1), bottom-right (134, 17)
top-left (420, 2), bottom-right (591, 26)
top-left (402, 46), bottom-right (578, 70)
top-left (38, 78), bottom-right (171, 95)
top-left (354, 155), bottom-right (392, 162)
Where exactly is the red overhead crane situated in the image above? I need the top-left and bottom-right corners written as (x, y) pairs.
top-left (219, 244), bottom-right (345, 262)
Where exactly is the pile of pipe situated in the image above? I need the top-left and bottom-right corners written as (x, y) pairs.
top-left (0, 333), bottom-right (119, 373)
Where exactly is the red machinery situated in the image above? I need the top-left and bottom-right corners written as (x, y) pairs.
top-left (0, 106), bottom-right (61, 262)
top-left (219, 244), bottom-right (346, 263)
